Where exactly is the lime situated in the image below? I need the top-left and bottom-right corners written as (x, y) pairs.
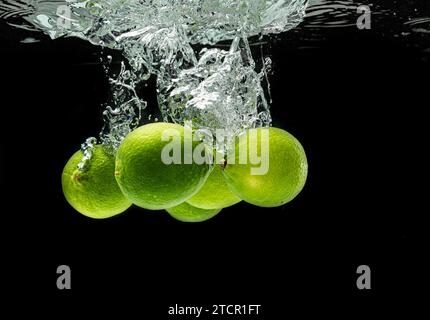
top-left (166, 202), bottom-right (221, 222)
top-left (187, 164), bottom-right (241, 209)
top-left (115, 123), bottom-right (211, 210)
top-left (62, 145), bottom-right (131, 218)
top-left (223, 127), bottom-right (308, 207)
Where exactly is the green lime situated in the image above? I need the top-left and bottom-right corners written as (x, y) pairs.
top-left (187, 164), bottom-right (241, 209)
top-left (166, 202), bottom-right (221, 222)
top-left (115, 123), bottom-right (211, 210)
top-left (223, 127), bottom-right (308, 207)
top-left (62, 145), bottom-right (131, 218)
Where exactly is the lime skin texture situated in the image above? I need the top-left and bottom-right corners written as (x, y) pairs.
top-left (166, 202), bottom-right (222, 223)
top-left (187, 163), bottom-right (241, 209)
top-left (223, 127), bottom-right (308, 207)
top-left (62, 145), bottom-right (132, 219)
top-left (115, 122), bottom-right (211, 210)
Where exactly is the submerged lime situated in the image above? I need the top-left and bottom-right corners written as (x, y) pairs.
top-left (166, 202), bottom-right (221, 222)
top-left (187, 164), bottom-right (241, 209)
top-left (223, 127), bottom-right (308, 207)
top-left (115, 123), bottom-right (211, 210)
top-left (62, 145), bottom-right (131, 218)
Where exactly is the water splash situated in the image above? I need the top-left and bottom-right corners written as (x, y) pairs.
top-left (100, 61), bottom-right (146, 154)
top-left (159, 34), bottom-right (271, 149)
top-left (1, 0), bottom-right (309, 162)
top-left (78, 136), bottom-right (98, 171)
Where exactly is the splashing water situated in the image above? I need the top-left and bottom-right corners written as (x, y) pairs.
top-left (1, 0), bottom-right (309, 166)
top-left (77, 137), bottom-right (98, 171)
top-left (100, 60), bottom-right (146, 154)
top-left (159, 34), bottom-right (271, 148)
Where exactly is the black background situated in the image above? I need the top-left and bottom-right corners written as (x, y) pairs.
top-left (1, 1), bottom-right (428, 316)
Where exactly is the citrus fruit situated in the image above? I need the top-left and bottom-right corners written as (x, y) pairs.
top-left (166, 202), bottom-right (221, 222)
top-left (115, 123), bottom-right (211, 210)
top-left (187, 164), bottom-right (241, 209)
top-left (62, 145), bottom-right (131, 218)
top-left (223, 127), bottom-right (308, 207)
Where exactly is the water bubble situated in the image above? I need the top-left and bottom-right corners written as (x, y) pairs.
top-left (2, 0), bottom-right (309, 155)
top-left (78, 137), bottom-right (98, 171)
